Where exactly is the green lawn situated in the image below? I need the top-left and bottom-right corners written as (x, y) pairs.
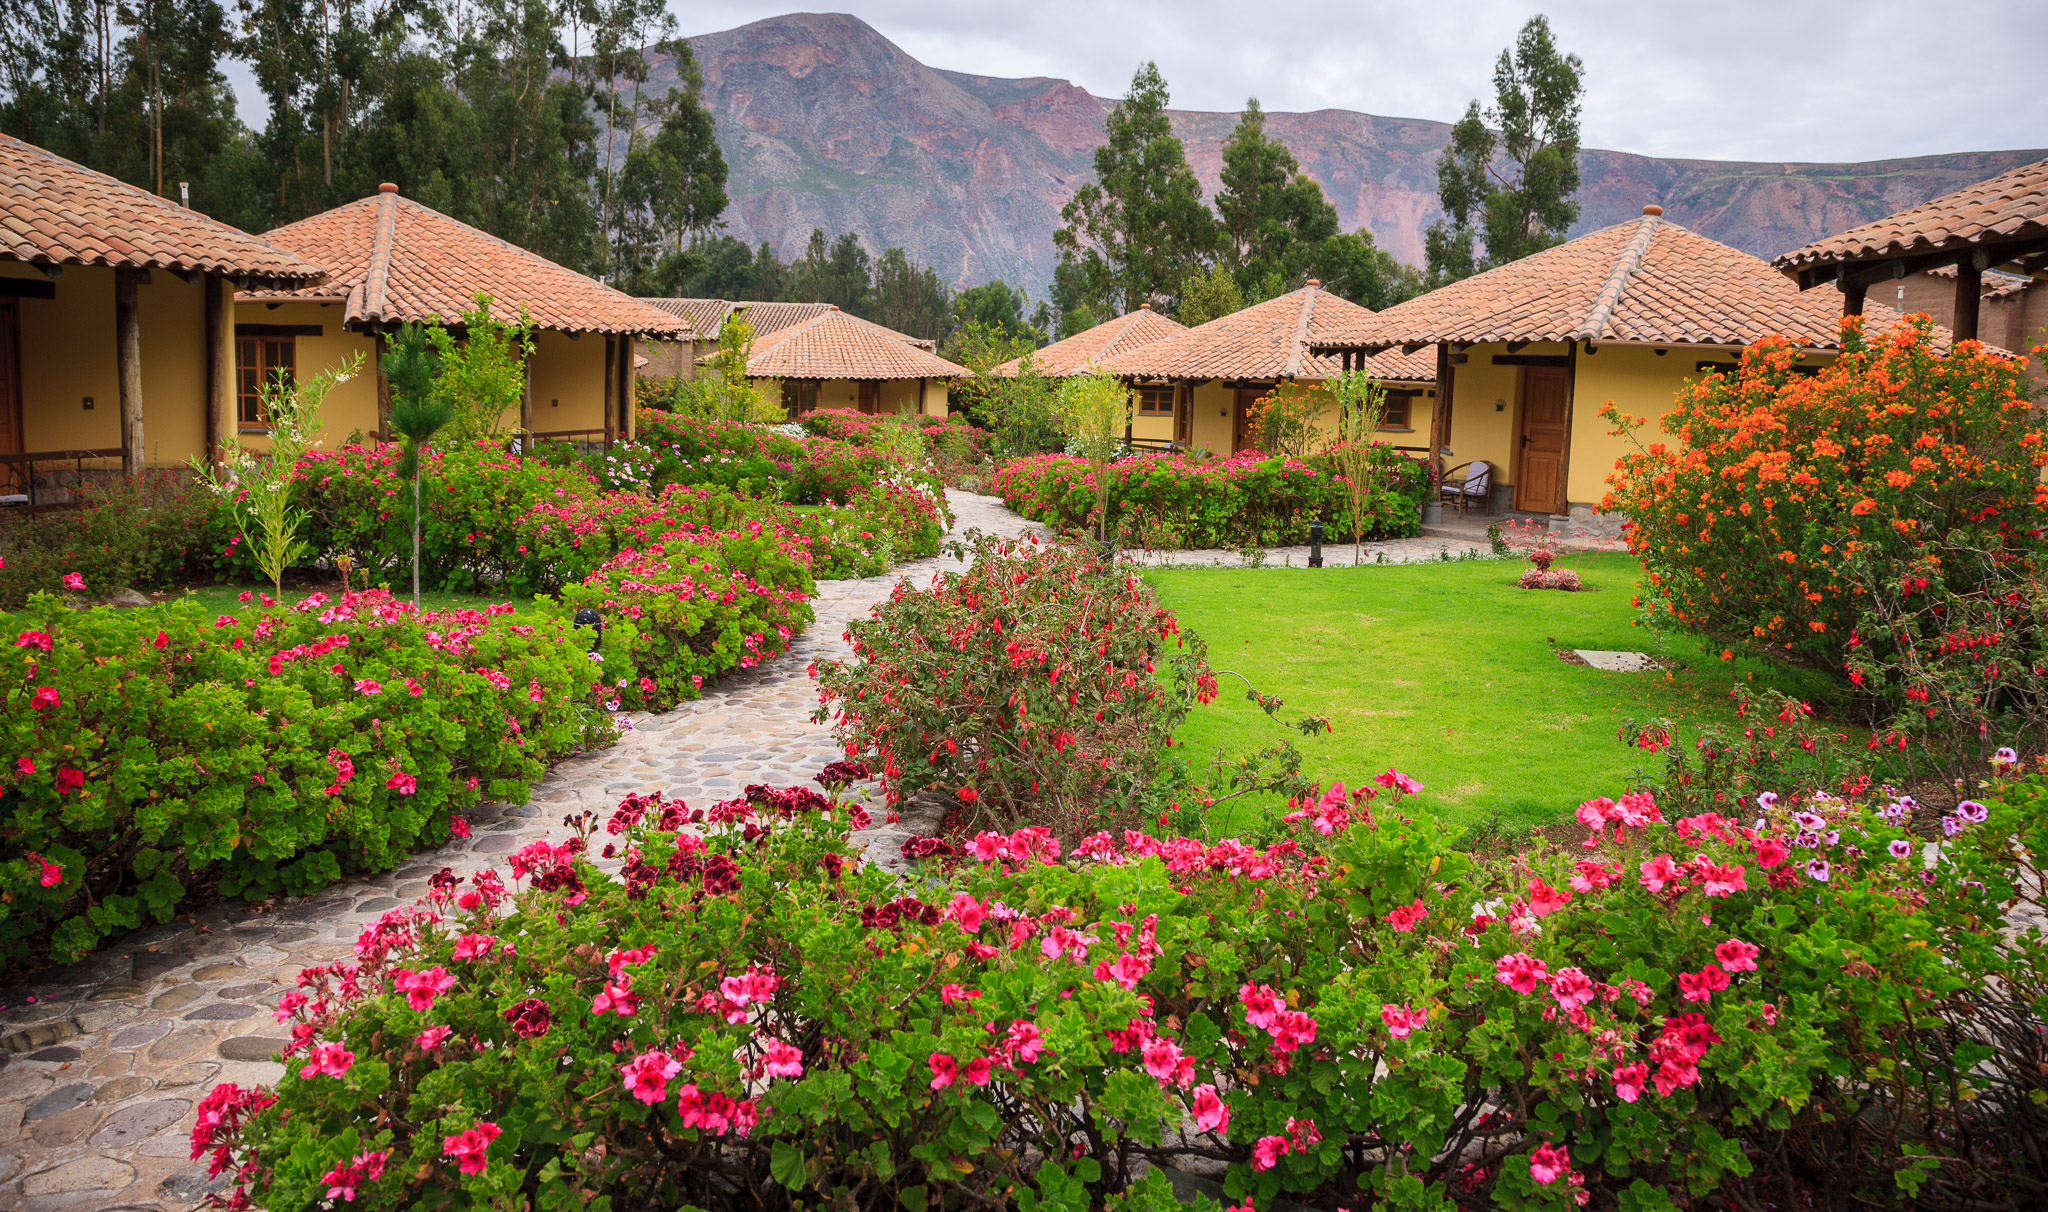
top-left (1147, 554), bottom-right (1836, 833)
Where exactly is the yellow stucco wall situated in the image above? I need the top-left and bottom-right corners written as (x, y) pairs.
top-left (1567, 346), bottom-right (1699, 509)
top-left (234, 301), bottom-right (380, 447)
top-left (752, 377), bottom-right (951, 419)
top-left (527, 329), bottom-right (607, 437)
top-left (7, 263), bottom-right (227, 465)
top-left (1187, 381), bottom-right (1235, 454)
top-left (1443, 346), bottom-right (1528, 491)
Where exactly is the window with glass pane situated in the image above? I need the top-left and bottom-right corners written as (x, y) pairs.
top-left (1136, 385), bottom-right (1174, 415)
top-left (235, 335), bottom-right (295, 426)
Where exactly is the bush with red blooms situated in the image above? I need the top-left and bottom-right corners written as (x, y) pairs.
top-left (193, 760), bottom-right (2047, 1210)
top-left (1601, 316), bottom-right (2043, 692)
top-left (812, 532), bottom-right (1226, 838)
top-left (1, 589), bottom-right (623, 966)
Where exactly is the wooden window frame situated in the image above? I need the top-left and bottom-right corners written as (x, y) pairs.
top-left (780, 379), bottom-right (820, 418)
top-left (234, 333), bottom-right (297, 430)
top-left (1379, 391), bottom-right (1416, 430)
top-left (1135, 384), bottom-right (1175, 416)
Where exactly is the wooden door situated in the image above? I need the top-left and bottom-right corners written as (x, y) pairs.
top-left (857, 381), bottom-right (881, 414)
top-left (1515, 366), bottom-right (1569, 514)
top-left (0, 299), bottom-right (21, 495)
top-left (1232, 387), bottom-right (1264, 453)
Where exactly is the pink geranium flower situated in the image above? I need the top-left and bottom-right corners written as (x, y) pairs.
top-left (622, 1049), bottom-right (685, 1104)
top-left (1637, 854), bottom-right (1682, 892)
top-left (385, 771), bottom-right (417, 795)
top-left (590, 976), bottom-right (639, 1017)
top-left (416, 1025), bottom-right (453, 1052)
top-left (928, 1052), bottom-right (957, 1089)
top-left (1547, 966), bottom-right (1595, 1010)
top-left (1526, 878), bottom-right (1572, 917)
top-left (762, 1038), bottom-right (804, 1078)
top-left (1384, 899), bottom-right (1428, 932)
top-left (62, 572), bottom-right (84, 590)
top-left (1528, 1142), bottom-right (1571, 1184)
top-left (1380, 1003), bottom-right (1428, 1038)
top-left (1696, 859), bottom-right (1747, 897)
top-left (1611, 1062), bottom-right (1649, 1103)
top-left (1715, 938), bottom-right (1760, 971)
top-left (1238, 982), bottom-right (1282, 1029)
top-left (393, 965), bottom-right (456, 1011)
top-left (1494, 952), bottom-right (1548, 994)
top-left (963, 1056), bottom-right (994, 1085)
top-left (442, 1122), bottom-right (501, 1175)
top-left (1191, 1083), bottom-right (1229, 1133)
top-left (38, 858), bottom-right (63, 887)
top-left (298, 1040), bottom-right (354, 1079)
top-left (451, 933), bottom-right (497, 960)
top-left (1677, 963), bottom-right (1730, 1003)
top-left (1251, 1135), bottom-right (1291, 1171)
top-left (30, 686), bottom-right (60, 710)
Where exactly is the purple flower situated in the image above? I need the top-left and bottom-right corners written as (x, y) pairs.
top-left (1958, 800), bottom-right (1988, 823)
top-left (1888, 839), bottom-right (1912, 860)
top-left (1878, 802), bottom-right (1908, 823)
top-left (1756, 791), bottom-right (1779, 810)
top-left (1804, 858), bottom-right (1830, 882)
top-left (1898, 796), bottom-right (1919, 812)
top-left (1822, 830), bottom-right (1839, 845)
top-left (1795, 830), bottom-right (1821, 849)
top-left (1941, 815), bottom-right (1963, 837)
top-left (1793, 812), bottom-right (1826, 832)
top-left (1993, 747), bottom-right (2019, 766)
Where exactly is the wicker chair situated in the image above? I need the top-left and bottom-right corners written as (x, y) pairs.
top-left (1439, 460), bottom-right (1492, 517)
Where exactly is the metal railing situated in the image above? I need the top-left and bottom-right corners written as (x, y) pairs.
top-left (0, 448), bottom-right (126, 510)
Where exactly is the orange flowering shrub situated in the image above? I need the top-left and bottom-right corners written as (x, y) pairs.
top-left (1602, 317), bottom-right (2043, 690)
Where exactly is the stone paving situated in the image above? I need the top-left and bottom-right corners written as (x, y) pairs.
top-left (0, 490), bottom-right (1036, 1212)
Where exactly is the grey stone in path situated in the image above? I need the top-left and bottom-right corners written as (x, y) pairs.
top-left (0, 489), bottom-right (1037, 1212)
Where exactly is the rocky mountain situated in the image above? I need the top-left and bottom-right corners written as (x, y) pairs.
top-left (640, 11), bottom-right (2043, 297)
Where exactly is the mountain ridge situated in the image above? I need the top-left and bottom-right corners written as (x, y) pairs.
top-left (650, 11), bottom-right (2044, 298)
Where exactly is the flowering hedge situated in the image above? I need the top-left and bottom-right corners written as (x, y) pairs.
top-left (193, 761), bottom-right (2047, 1209)
top-left (1602, 317), bottom-right (2044, 676)
top-left (993, 447), bottom-right (1425, 549)
top-left (813, 533), bottom-right (1222, 838)
top-left (1, 590), bottom-right (622, 965)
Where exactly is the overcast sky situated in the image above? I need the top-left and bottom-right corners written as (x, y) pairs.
top-left (664, 0), bottom-right (2046, 163)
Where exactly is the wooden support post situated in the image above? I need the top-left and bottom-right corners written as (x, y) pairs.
top-left (1954, 257), bottom-right (1982, 343)
top-left (602, 335), bottom-right (618, 445)
top-left (918, 376), bottom-right (928, 417)
top-left (115, 267), bottom-right (144, 475)
top-left (520, 347), bottom-right (534, 443)
top-left (621, 336), bottom-right (637, 442)
top-left (1840, 279), bottom-right (1866, 317)
top-left (204, 272), bottom-right (228, 464)
top-left (1558, 339), bottom-right (1580, 516)
top-left (1431, 343), bottom-right (1454, 488)
top-left (374, 332), bottom-right (393, 441)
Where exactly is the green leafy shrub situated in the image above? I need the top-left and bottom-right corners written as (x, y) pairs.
top-left (814, 533), bottom-right (1227, 838)
top-left (994, 447), bottom-right (1425, 549)
top-left (192, 761), bottom-right (2048, 1210)
top-left (0, 470), bottom-right (213, 608)
top-left (0, 590), bottom-right (622, 965)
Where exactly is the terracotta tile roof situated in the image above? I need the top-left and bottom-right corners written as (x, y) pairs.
top-left (994, 307), bottom-right (1187, 376)
top-left (740, 307), bottom-right (969, 380)
top-left (1312, 212), bottom-right (1966, 353)
top-left (1098, 283), bottom-right (1435, 383)
top-left (243, 187), bottom-right (688, 337)
top-left (0, 133), bottom-right (321, 283)
top-left (643, 297), bottom-right (728, 337)
top-left (1928, 263), bottom-right (2036, 300)
top-left (733, 301), bottom-right (841, 338)
top-left (1774, 158), bottom-right (2048, 274)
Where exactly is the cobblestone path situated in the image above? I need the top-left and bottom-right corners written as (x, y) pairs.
top-left (0, 491), bottom-right (1035, 1212)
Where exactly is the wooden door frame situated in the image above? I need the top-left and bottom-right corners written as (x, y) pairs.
top-left (1512, 363), bottom-right (1574, 514)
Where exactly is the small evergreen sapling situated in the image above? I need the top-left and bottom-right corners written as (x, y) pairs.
top-left (384, 323), bottom-right (453, 609)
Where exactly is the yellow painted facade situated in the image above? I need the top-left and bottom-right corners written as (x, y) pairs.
top-left (1442, 340), bottom-right (1834, 518)
top-left (1156, 379), bottom-right (1436, 458)
top-left (226, 302), bottom-right (619, 448)
top-left (752, 377), bottom-right (952, 419)
top-left (5, 261), bottom-right (230, 467)
top-left (525, 329), bottom-right (608, 437)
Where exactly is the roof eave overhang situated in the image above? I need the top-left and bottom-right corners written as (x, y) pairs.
top-left (1777, 231), bottom-right (2048, 291)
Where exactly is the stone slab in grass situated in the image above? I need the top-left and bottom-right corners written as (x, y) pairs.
top-left (1575, 649), bottom-right (1659, 672)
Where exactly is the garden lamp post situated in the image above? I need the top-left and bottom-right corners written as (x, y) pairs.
top-left (1309, 520), bottom-right (1324, 568)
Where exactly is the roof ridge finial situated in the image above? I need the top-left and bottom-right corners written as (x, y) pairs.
top-left (1574, 211), bottom-right (1662, 342)
top-left (1281, 279), bottom-right (1319, 378)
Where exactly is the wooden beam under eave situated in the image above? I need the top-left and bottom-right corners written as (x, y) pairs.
top-left (602, 335), bottom-right (617, 445)
top-left (115, 268), bottom-right (144, 475)
top-left (1430, 343), bottom-right (1453, 487)
top-left (622, 336), bottom-right (638, 442)
top-left (1840, 279), bottom-right (1866, 317)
